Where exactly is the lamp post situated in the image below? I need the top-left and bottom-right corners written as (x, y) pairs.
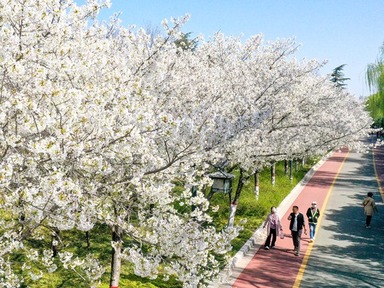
top-left (208, 171), bottom-right (234, 194)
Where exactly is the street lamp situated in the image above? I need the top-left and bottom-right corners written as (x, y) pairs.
top-left (209, 171), bottom-right (234, 194)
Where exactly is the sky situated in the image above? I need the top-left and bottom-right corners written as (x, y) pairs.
top-left (93, 0), bottom-right (384, 98)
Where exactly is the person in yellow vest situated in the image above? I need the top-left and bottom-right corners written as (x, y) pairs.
top-left (306, 201), bottom-right (320, 243)
top-left (362, 192), bottom-right (377, 228)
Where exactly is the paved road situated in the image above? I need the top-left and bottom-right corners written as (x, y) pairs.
top-left (230, 149), bottom-right (350, 288)
top-left (299, 150), bottom-right (384, 287)
top-left (227, 145), bottom-right (384, 288)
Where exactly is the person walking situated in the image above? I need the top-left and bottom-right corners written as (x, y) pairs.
top-left (306, 201), bottom-right (320, 242)
top-left (288, 205), bottom-right (307, 256)
top-left (362, 192), bottom-right (377, 228)
top-left (263, 206), bottom-right (283, 250)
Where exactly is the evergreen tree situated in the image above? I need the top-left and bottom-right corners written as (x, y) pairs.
top-left (331, 64), bottom-right (350, 88)
top-left (174, 32), bottom-right (198, 51)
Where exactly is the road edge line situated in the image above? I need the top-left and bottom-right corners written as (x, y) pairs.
top-left (292, 149), bottom-right (350, 288)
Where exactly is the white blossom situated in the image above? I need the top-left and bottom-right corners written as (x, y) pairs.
top-left (0, 0), bottom-right (372, 287)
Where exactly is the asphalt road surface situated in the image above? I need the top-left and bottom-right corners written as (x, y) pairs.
top-left (229, 149), bottom-right (350, 288)
top-left (299, 150), bottom-right (384, 288)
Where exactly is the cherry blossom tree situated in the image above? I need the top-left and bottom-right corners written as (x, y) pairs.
top-left (0, 1), bottom-right (240, 286)
top-left (200, 35), bottom-right (371, 226)
top-left (0, 0), bottom-right (372, 287)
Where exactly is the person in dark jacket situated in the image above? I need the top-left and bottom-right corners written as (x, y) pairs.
top-left (288, 205), bottom-right (307, 256)
top-left (306, 201), bottom-right (320, 242)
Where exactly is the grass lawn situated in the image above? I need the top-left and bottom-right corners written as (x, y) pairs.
top-left (209, 160), bottom-right (316, 254)
top-left (9, 159), bottom-right (317, 287)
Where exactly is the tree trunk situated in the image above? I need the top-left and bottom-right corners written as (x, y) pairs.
top-left (227, 203), bottom-right (237, 228)
top-left (149, 203), bottom-right (155, 215)
top-left (295, 159), bottom-right (298, 171)
top-left (284, 160), bottom-right (288, 175)
top-left (271, 163), bottom-right (276, 186)
top-left (51, 228), bottom-right (60, 257)
top-left (289, 160), bottom-right (293, 181)
top-left (206, 187), bottom-right (215, 202)
top-left (254, 170), bottom-right (260, 201)
top-left (191, 186), bottom-right (197, 211)
top-left (227, 168), bottom-right (245, 228)
top-left (302, 157), bottom-right (305, 168)
top-left (110, 227), bottom-right (123, 288)
top-left (85, 231), bottom-right (90, 249)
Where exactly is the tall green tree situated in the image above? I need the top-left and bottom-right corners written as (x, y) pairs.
top-left (331, 64), bottom-right (350, 88)
top-left (366, 43), bottom-right (384, 128)
top-left (366, 43), bottom-right (384, 97)
top-left (365, 92), bottom-right (384, 128)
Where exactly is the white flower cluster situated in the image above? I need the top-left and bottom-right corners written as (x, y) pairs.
top-left (0, 0), bottom-right (372, 287)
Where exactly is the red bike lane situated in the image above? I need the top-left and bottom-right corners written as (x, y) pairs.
top-left (231, 148), bottom-right (350, 288)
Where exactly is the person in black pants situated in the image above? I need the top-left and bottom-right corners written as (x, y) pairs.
top-left (263, 206), bottom-right (282, 250)
top-left (288, 205), bottom-right (307, 256)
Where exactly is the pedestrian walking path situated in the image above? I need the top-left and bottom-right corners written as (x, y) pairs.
top-left (224, 143), bottom-right (384, 288)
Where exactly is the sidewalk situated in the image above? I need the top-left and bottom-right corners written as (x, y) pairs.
top-left (222, 148), bottom-right (350, 288)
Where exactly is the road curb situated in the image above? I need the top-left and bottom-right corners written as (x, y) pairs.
top-left (209, 152), bottom-right (333, 288)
